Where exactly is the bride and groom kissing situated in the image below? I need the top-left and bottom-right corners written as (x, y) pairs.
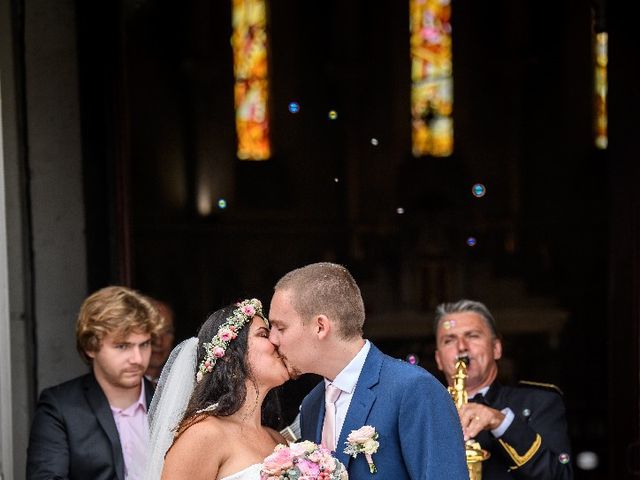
top-left (147, 262), bottom-right (468, 480)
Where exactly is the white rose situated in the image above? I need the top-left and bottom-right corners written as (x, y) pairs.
top-left (347, 426), bottom-right (376, 444)
top-left (363, 439), bottom-right (379, 453)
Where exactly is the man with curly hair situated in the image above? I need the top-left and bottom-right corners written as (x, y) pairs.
top-left (27, 286), bottom-right (162, 480)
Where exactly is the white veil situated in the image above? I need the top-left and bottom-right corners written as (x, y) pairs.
top-left (143, 337), bottom-right (199, 480)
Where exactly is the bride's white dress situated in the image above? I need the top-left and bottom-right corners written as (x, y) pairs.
top-left (220, 463), bottom-right (262, 480)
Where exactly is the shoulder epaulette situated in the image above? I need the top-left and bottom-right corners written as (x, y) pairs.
top-left (517, 380), bottom-right (563, 395)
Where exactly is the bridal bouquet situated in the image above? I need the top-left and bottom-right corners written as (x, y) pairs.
top-left (260, 440), bottom-right (348, 480)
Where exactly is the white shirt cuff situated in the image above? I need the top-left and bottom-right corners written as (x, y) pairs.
top-left (491, 407), bottom-right (514, 438)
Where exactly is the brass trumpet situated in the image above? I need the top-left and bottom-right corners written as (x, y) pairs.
top-left (448, 355), bottom-right (490, 480)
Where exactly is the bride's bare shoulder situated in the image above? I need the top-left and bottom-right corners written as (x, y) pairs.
top-left (162, 417), bottom-right (228, 478)
top-left (175, 415), bottom-right (228, 445)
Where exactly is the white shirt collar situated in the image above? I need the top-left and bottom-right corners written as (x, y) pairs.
top-left (476, 385), bottom-right (490, 397)
top-left (325, 340), bottom-right (371, 394)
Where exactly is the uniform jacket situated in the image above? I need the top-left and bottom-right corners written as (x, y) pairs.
top-left (27, 373), bottom-right (154, 480)
top-left (300, 343), bottom-right (468, 480)
top-left (474, 381), bottom-right (573, 479)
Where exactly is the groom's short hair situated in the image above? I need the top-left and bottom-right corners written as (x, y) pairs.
top-left (274, 262), bottom-right (365, 339)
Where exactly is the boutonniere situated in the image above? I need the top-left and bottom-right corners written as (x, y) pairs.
top-left (343, 425), bottom-right (379, 474)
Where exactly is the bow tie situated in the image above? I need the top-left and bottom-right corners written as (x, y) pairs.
top-left (470, 392), bottom-right (487, 404)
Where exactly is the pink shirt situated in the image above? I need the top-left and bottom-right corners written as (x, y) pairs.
top-left (110, 382), bottom-right (149, 480)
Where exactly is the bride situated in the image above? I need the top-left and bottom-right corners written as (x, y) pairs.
top-left (144, 298), bottom-right (290, 480)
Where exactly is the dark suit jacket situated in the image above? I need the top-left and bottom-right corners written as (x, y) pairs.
top-left (27, 373), bottom-right (154, 480)
top-left (475, 382), bottom-right (573, 479)
top-left (300, 343), bottom-right (468, 480)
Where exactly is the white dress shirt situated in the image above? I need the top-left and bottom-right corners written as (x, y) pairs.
top-left (324, 340), bottom-right (371, 445)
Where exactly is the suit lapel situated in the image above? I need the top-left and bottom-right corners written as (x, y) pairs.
top-left (83, 374), bottom-right (125, 480)
top-left (335, 344), bottom-right (382, 469)
top-left (479, 382), bottom-right (503, 453)
top-left (309, 387), bottom-right (325, 444)
top-left (484, 382), bottom-right (503, 408)
top-left (300, 383), bottom-right (325, 443)
top-left (143, 377), bottom-right (154, 408)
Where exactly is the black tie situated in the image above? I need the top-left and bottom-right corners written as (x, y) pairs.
top-left (470, 392), bottom-right (486, 404)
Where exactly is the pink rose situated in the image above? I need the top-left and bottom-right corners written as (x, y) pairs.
top-left (273, 446), bottom-right (293, 464)
top-left (347, 425), bottom-right (376, 444)
top-left (262, 447), bottom-right (293, 475)
top-left (219, 330), bottom-right (233, 342)
top-left (319, 454), bottom-right (337, 473)
top-left (306, 450), bottom-right (322, 463)
top-left (260, 459), bottom-right (282, 476)
top-left (297, 459), bottom-right (320, 477)
top-left (242, 304), bottom-right (256, 316)
top-left (213, 347), bottom-right (225, 358)
top-left (289, 442), bottom-right (309, 457)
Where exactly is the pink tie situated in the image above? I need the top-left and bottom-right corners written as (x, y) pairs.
top-left (321, 384), bottom-right (342, 451)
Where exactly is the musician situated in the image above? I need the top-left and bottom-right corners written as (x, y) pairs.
top-left (434, 299), bottom-right (573, 479)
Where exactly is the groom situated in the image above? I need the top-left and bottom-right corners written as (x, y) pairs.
top-left (269, 262), bottom-right (468, 479)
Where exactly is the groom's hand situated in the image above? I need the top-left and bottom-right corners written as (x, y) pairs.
top-left (457, 403), bottom-right (505, 441)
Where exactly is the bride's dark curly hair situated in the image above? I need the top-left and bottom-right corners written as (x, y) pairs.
top-left (174, 303), bottom-right (283, 438)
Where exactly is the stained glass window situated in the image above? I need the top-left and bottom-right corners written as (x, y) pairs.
top-left (410, 0), bottom-right (453, 157)
top-left (231, 0), bottom-right (271, 160)
top-left (594, 31), bottom-right (608, 150)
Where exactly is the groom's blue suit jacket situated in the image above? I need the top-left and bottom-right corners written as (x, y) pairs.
top-left (300, 343), bottom-right (468, 479)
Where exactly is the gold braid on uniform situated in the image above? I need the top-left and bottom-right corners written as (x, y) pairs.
top-left (517, 380), bottom-right (563, 395)
top-left (498, 434), bottom-right (542, 470)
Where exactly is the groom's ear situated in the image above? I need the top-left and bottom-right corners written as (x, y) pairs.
top-left (315, 314), bottom-right (331, 339)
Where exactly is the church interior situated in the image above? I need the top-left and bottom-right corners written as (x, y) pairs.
top-left (1, 0), bottom-right (639, 478)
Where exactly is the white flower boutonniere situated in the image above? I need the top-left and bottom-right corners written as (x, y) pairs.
top-left (344, 425), bottom-right (379, 474)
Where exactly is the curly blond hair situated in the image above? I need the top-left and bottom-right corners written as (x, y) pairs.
top-left (76, 286), bottom-right (162, 363)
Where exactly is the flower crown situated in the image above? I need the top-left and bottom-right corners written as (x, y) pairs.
top-left (196, 298), bottom-right (267, 382)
